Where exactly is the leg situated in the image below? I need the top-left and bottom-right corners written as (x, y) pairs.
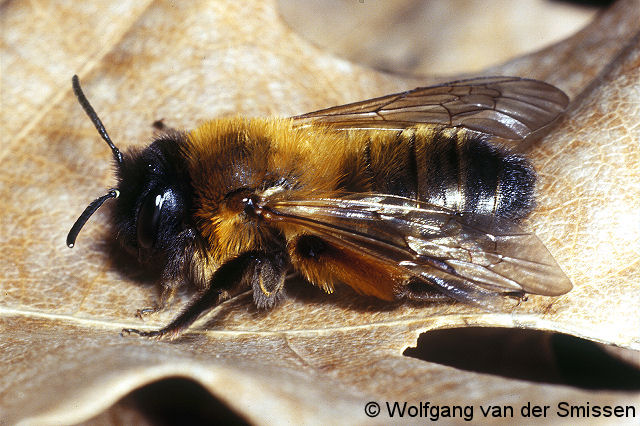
top-left (395, 277), bottom-right (452, 302)
top-left (122, 250), bottom-right (288, 340)
top-left (134, 228), bottom-right (199, 319)
top-left (135, 284), bottom-right (178, 319)
top-left (250, 251), bottom-right (288, 309)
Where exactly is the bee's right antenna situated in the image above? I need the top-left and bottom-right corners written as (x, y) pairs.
top-left (71, 75), bottom-right (123, 164)
top-left (67, 189), bottom-right (120, 248)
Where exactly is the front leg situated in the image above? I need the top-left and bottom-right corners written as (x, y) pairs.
top-left (122, 250), bottom-right (288, 340)
top-left (134, 229), bottom-right (195, 319)
top-left (135, 284), bottom-right (177, 319)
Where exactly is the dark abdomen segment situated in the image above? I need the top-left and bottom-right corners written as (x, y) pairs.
top-left (362, 127), bottom-right (536, 220)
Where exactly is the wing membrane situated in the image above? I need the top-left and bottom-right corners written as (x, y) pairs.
top-left (264, 194), bottom-right (572, 306)
top-left (292, 77), bottom-right (569, 142)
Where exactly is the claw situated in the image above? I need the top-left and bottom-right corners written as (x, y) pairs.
top-left (121, 328), bottom-right (157, 338)
top-left (135, 306), bottom-right (160, 319)
top-left (120, 327), bottom-right (180, 340)
top-left (508, 292), bottom-right (528, 307)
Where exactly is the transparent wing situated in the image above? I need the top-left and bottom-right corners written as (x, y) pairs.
top-left (292, 77), bottom-right (569, 142)
top-left (263, 194), bottom-right (572, 306)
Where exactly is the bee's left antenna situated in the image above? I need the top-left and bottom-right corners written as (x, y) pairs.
top-left (71, 75), bottom-right (123, 164)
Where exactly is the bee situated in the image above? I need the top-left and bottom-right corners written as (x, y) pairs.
top-left (67, 75), bottom-right (572, 339)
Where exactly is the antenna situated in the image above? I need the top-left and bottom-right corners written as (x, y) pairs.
top-left (71, 75), bottom-right (123, 164)
top-left (68, 75), bottom-right (123, 247)
top-left (67, 190), bottom-right (119, 248)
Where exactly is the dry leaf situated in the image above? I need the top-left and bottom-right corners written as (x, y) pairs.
top-left (279, 0), bottom-right (597, 75)
top-left (1, 0), bottom-right (639, 424)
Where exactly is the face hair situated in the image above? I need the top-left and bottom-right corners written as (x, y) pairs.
top-left (68, 75), bottom-right (124, 248)
top-left (71, 75), bottom-right (123, 164)
top-left (67, 189), bottom-right (120, 248)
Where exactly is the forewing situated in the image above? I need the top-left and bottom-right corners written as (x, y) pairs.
top-left (292, 77), bottom-right (569, 142)
top-left (264, 194), bottom-right (572, 306)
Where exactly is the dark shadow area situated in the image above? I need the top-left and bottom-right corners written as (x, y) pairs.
top-left (555, 0), bottom-right (615, 7)
top-left (121, 377), bottom-right (250, 426)
top-left (106, 237), bottom-right (163, 287)
top-left (552, 333), bottom-right (640, 390)
top-left (404, 328), bottom-right (640, 391)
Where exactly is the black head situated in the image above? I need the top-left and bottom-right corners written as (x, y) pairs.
top-left (67, 75), bottom-right (193, 263)
top-left (113, 135), bottom-right (192, 260)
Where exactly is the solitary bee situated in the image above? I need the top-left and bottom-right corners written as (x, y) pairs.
top-left (67, 75), bottom-right (572, 339)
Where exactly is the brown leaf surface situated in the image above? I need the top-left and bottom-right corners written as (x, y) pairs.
top-left (1, 0), bottom-right (639, 424)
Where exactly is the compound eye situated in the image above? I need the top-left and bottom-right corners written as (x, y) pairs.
top-left (137, 190), bottom-right (167, 249)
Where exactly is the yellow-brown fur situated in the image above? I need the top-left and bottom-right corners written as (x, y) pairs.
top-left (183, 117), bottom-right (411, 298)
top-left (178, 116), bottom-right (539, 302)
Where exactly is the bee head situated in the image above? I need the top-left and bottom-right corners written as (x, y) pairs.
top-left (113, 135), bottom-right (191, 259)
top-left (67, 76), bottom-right (192, 261)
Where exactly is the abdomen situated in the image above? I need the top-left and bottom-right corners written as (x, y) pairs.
top-left (344, 127), bottom-right (536, 220)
